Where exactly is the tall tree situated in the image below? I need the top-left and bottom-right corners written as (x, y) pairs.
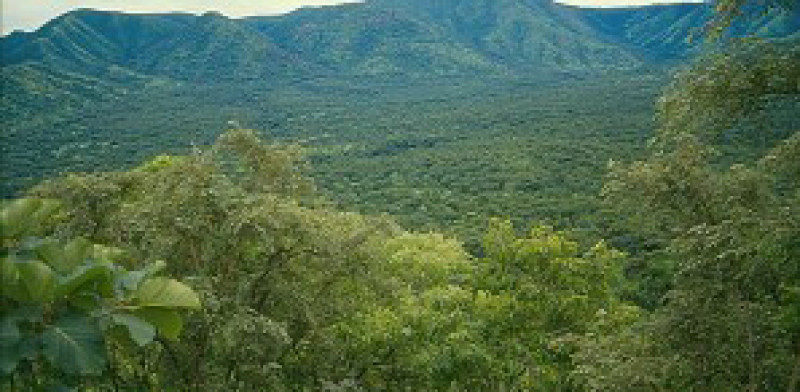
top-left (578, 1), bottom-right (800, 390)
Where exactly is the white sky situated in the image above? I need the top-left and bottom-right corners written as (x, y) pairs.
top-left (1, 0), bottom-right (705, 34)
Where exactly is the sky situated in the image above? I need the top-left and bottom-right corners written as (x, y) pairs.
top-left (1, 0), bottom-right (705, 34)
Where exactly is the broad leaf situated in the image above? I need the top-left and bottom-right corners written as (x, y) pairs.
top-left (60, 238), bottom-right (94, 272)
top-left (133, 308), bottom-right (183, 340)
top-left (134, 277), bottom-right (201, 310)
top-left (0, 334), bottom-right (39, 375)
top-left (0, 198), bottom-right (42, 238)
top-left (111, 313), bottom-right (156, 347)
top-left (1, 257), bottom-right (23, 300)
top-left (55, 264), bottom-right (111, 298)
top-left (36, 241), bottom-right (70, 274)
top-left (16, 260), bottom-right (55, 302)
top-left (29, 199), bottom-right (60, 227)
top-left (0, 199), bottom-right (59, 239)
top-left (119, 260), bottom-right (167, 292)
top-left (42, 315), bottom-right (107, 375)
top-left (36, 238), bottom-right (94, 275)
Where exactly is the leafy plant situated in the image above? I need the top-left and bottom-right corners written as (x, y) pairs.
top-left (1, 198), bottom-right (200, 388)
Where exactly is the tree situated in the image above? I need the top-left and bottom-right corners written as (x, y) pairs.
top-left (704, 0), bottom-right (798, 39)
top-left (581, 2), bottom-right (800, 389)
top-left (28, 129), bottom-right (404, 390)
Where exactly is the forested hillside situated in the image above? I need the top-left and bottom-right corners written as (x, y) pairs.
top-left (2, 0), bottom-right (798, 245)
top-left (1, 0), bottom-right (799, 391)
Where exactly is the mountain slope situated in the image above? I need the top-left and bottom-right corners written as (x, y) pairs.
top-left (247, 3), bottom-right (508, 76)
top-left (247, 0), bottom-right (644, 74)
top-left (3, 0), bottom-right (798, 81)
top-left (368, 0), bottom-right (643, 68)
top-left (1, 9), bottom-right (317, 81)
top-left (579, 3), bottom-right (800, 59)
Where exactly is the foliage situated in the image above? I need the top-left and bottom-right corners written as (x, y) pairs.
top-left (28, 130), bottom-right (404, 390)
top-left (704, 0), bottom-right (799, 39)
top-left (3, 0), bottom-right (797, 248)
top-left (1, 1), bottom-right (798, 391)
top-left (477, 219), bottom-right (639, 391)
top-left (304, 221), bottom-right (635, 391)
top-left (657, 39), bottom-right (800, 141)
top-left (1, 198), bottom-right (200, 390)
top-left (21, 128), bottom-right (641, 391)
top-left (587, 26), bottom-right (800, 392)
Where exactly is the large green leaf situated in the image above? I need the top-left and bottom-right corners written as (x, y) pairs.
top-left (41, 315), bottom-right (107, 375)
top-left (1, 304), bottom-right (45, 372)
top-left (1, 257), bottom-right (23, 300)
top-left (16, 259), bottom-right (56, 302)
top-left (111, 313), bottom-right (155, 347)
top-left (61, 238), bottom-right (94, 272)
top-left (35, 241), bottom-right (70, 274)
top-left (118, 260), bottom-right (167, 292)
top-left (133, 308), bottom-right (183, 340)
top-left (29, 200), bottom-right (61, 226)
top-left (36, 238), bottom-right (94, 275)
top-left (55, 264), bottom-right (111, 299)
top-left (134, 277), bottom-right (201, 310)
top-left (0, 198), bottom-right (42, 238)
top-left (0, 199), bottom-right (59, 239)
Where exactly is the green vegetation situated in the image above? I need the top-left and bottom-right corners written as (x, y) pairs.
top-left (1, 198), bottom-right (201, 390)
top-left (2, 0), bottom-right (797, 247)
top-left (3, 129), bottom-right (641, 390)
top-left (580, 38), bottom-right (800, 391)
top-left (1, 0), bottom-right (799, 390)
top-left (2, 71), bottom-right (668, 250)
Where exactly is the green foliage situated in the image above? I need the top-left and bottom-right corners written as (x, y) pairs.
top-left (1, 198), bottom-right (200, 390)
top-left (3, 0), bottom-right (797, 247)
top-left (1, 2), bottom-right (797, 391)
top-left (657, 39), bottom-right (800, 140)
top-left (28, 130), bottom-right (405, 390)
top-left (21, 128), bottom-right (642, 390)
top-left (704, 0), bottom-right (798, 39)
top-left (307, 220), bottom-right (634, 391)
top-left (478, 220), bottom-right (639, 391)
top-left (587, 20), bottom-right (800, 390)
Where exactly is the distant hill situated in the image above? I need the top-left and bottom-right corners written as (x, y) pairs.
top-left (1, 10), bottom-right (316, 81)
top-left (3, 0), bottom-right (797, 82)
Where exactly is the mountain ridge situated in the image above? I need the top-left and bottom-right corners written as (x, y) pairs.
top-left (3, 0), bottom-right (797, 82)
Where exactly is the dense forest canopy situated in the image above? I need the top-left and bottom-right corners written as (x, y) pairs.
top-left (2, 0), bottom-right (799, 390)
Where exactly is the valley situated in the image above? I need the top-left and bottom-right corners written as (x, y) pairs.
top-left (2, 69), bottom-right (667, 248)
top-left (3, 2), bottom-right (796, 248)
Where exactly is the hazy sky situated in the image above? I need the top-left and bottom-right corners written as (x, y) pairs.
top-left (2, 0), bottom-right (705, 34)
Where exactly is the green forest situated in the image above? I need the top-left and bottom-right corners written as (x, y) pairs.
top-left (2, 0), bottom-right (800, 391)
